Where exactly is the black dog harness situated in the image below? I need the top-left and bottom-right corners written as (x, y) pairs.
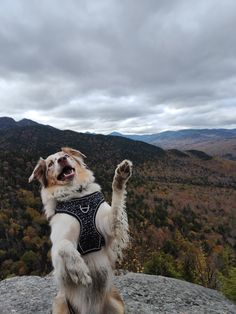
top-left (55, 191), bottom-right (106, 255)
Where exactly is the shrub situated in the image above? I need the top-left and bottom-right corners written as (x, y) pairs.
top-left (144, 251), bottom-right (181, 279)
top-left (219, 267), bottom-right (236, 302)
top-left (21, 251), bottom-right (41, 272)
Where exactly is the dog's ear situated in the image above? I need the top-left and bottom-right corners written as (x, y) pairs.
top-left (28, 158), bottom-right (47, 187)
top-left (61, 147), bottom-right (86, 160)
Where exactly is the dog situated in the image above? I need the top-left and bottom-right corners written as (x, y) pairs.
top-left (29, 147), bottom-right (132, 314)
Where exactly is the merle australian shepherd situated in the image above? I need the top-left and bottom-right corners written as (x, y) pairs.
top-left (29, 147), bottom-right (132, 314)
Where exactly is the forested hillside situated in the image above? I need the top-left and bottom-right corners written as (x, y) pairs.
top-left (0, 124), bottom-right (235, 300)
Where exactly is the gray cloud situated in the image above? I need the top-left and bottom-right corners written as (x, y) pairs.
top-left (0, 0), bottom-right (236, 133)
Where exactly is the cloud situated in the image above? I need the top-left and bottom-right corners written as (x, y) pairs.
top-left (0, 0), bottom-right (236, 133)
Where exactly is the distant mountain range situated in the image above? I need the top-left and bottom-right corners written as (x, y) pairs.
top-left (110, 129), bottom-right (236, 160)
top-left (1, 117), bottom-right (236, 160)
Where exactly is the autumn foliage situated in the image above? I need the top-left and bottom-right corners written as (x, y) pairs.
top-left (0, 126), bottom-right (235, 301)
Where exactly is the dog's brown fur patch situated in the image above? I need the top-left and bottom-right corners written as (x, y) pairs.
top-left (29, 158), bottom-right (48, 187)
top-left (75, 164), bottom-right (91, 182)
top-left (52, 293), bottom-right (70, 314)
top-left (103, 286), bottom-right (125, 314)
top-left (61, 147), bottom-right (86, 160)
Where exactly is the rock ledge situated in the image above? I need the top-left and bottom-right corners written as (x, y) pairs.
top-left (0, 272), bottom-right (235, 314)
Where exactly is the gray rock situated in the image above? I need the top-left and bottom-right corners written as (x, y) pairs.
top-left (0, 273), bottom-right (235, 314)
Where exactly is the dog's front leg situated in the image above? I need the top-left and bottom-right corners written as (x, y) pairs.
top-left (111, 160), bottom-right (132, 258)
top-left (52, 239), bottom-right (92, 286)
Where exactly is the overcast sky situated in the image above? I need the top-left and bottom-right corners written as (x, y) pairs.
top-left (0, 0), bottom-right (236, 134)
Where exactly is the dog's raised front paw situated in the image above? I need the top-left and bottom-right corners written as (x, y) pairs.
top-left (113, 160), bottom-right (132, 190)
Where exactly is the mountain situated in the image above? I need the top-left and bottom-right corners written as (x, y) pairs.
top-left (0, 117), bottom-right (41, 130)
top-left (0, 124), bottom-right (166, 165)
top-left (1, 273), bottom-right (236, 314)
top-left (17, 118), bottom-right (41, 127)
top-left (110, 128), bottom-right (236, 142)
top-left (110, 131), bottom-right (155, 142)
top-left (0, 117), bottom-right (18, 130)
top-left (0, 119), bottom-right (236, 302)
top-left (110, 129), bottom-right (236, 160)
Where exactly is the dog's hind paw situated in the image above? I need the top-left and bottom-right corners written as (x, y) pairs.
top-left (113, 160), bottom-right (132, 190)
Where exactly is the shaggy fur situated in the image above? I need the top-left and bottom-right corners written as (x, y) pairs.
top-left (29, 147), bottom-right (132, 314)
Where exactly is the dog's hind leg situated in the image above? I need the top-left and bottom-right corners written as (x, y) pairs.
top-left (52, 291), bottom-right (70, 314)
top-left (103, 286), bottom-right (125, 314)
top-left (111, 160), bottom-right (132, 260)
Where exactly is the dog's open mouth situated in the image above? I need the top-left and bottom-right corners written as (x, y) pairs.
top-left (57, 166), bottom-right (75, 181)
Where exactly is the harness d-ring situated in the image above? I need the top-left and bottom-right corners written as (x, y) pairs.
top-left (80, 205), bottom-right (90, 213)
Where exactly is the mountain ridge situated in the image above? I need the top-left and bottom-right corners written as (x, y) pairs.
top-left (110, 128), bottom-right (236, 139)
top-left (0, 117), bottom-right (56, 130)
top-left (110, 128), bottom-right (236, 160)
top-left (0, 117), bottom-right (41, 130)
top-left (2, 117), bottom-right (235, 160)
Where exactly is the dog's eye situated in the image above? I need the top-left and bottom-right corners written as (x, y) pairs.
top-left (48, 160), bottom-right (54, 168)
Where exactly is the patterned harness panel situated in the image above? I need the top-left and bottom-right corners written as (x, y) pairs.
top-left (55, 191), bottom-right (106, 255)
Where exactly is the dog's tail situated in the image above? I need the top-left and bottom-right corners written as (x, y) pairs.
top-left (111, 160), bottom-right (132, 261)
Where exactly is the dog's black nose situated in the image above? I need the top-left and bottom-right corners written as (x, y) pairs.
top-left (58, 156), bottom-right (67, 164)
